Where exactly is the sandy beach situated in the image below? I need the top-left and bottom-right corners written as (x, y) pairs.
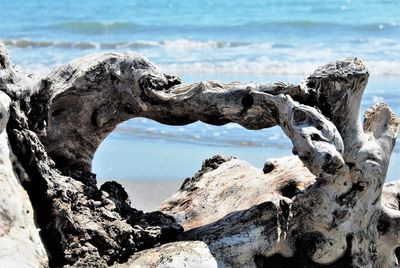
top-left (99, 179), bottom-right (183, 212)
top-left (94, 132), bottom-right (400, 212)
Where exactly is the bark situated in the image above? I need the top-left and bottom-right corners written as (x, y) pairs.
top-left (0, 41), bottom-right (399, 267)
top-left (1, 43), bottom-right (182, 267)
top-left (113, 241), bottom-right (218, 268)
top-left (0, 90), bottom-right (48, 268)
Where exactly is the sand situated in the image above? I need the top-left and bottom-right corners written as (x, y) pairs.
top-left (98, 179), bottom-right (183, 212)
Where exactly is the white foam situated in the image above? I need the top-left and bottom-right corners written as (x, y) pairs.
top-left (8, 38), bottom-right (400, 77)
top-left (162, 39), bottom-right (225, 50)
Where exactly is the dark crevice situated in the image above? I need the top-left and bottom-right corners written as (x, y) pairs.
top-left (0, 55), bottom-right (6, 69)
top-left (28, 78), bottom-right (53, 135)
top-left (310, 133), bottom-right (323, 141)
top-left (279, 180), bottom-right (303, 199)
top-left (396, 193), bottom-right (400, 211)
top-left (124, 103), bottom-right (136, 114)
top-left (139, 73), bottom-right (181, 93)
top-left (279, 199), bottom-right (291, 219)
top-left (346, 162), bottom-right (355, 169)
top-left (337, 182), bottom-right (365, 206)
top-left (255, 234), bottom-right (354, 268)
top-left (298, 152), bottom-right (311, 162)
top-left (395, 247), bottom-right (400, 263)
top-left (321, 155), bottom-right (344, 175)
top-left (377, 214), bottom-right (391, 234)
top-left (306, 80), bottom-right (316, 89)
top-left (242, 94), bottom-right (254, 108)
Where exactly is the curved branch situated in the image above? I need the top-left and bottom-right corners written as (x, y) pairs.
top-left (31, 52), bottom-right (346, 179)
top-left (364, 101), bottom-right (399, 156)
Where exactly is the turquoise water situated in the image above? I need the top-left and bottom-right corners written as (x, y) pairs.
top-left (1, 0), bottom-right (399, 181)
top-left (1, 0), bottom-right (400, 77)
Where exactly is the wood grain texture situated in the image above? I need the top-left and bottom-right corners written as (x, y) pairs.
top-left (0, 41), bottom-right (399, 267)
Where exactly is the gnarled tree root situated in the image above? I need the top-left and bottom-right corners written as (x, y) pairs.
top-left (0, 41), bottom-right (399, 267)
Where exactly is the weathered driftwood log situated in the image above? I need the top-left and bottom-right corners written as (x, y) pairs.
top-left (0, 92), bottom-right (48, 268)
top-left (0, 41), bottom-right (399, 267)
top-left (1, 43), bottom-right (182, 268)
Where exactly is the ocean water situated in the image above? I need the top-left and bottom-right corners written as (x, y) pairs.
top-left (1, 0), bottom-right (399, 181)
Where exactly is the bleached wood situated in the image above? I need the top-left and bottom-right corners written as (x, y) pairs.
top-left (1, 41), bottom-right (399, 267)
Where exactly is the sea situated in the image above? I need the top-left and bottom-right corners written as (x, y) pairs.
top-left (1, 0), bottom-right (399, 182)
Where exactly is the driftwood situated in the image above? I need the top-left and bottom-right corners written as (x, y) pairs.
top-left (0, 41), bottom-right (399, 267)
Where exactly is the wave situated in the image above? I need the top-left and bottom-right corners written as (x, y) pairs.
top-left (112, 123), bottom-right (400, 154)
top-left (9, 57), bottom-right (400, 79)
top-left (4, 38), bottom-right (400, 77)
top-left (3, 39), bottom-right (161, 49)
top-left (113, 125), bottom-right (289, 149)
top-left (2, 39), bottom-right (230, 49)
top-left (244, 20), bottom-right (399, 32)
top-left (3, 39), bottom-right (100, 49)
top-left (2, 39), bottom-right (246, 50)
top-left (48, 21), bottom-right (137, 33)
top-left (43, 20), bottom-right (400, 34)
top-left (161, 59), bottom-right (400, 77)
